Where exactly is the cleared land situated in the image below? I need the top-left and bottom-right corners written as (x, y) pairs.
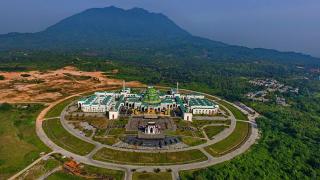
top-left (132, 172), bottom-right (172, 180)
top-left (42, 118), bottom-right (95, 155)
top-left (93, 147), bottom-right (207, 165)
top-left (0, 66), bottom-right (143, 103)
top-left (203, 125), bottom-right (228, 139)
top-left (204, 122), bottom-right (250, 156)
top-left (218, 100), bottom-right (248, 120)
top-left (0, 104), bottom-right (50, 179)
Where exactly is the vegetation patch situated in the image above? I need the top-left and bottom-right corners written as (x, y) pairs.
top-left (42, 118), bottom-right (95, 155)
top-left (0, 104), bottom-right (50, 179)
top-left (0, 74), bottom-right (4, 80)
top-left (93, 147), bottom-right (207, 165)
top-left (180, 136), bottom-right (207, 146)
top-left (218, 100), bottom-right (248, 120)
top-left (46, 171), bottom-right (84, 180)
top-left (204, 122), bottom-right (250, 156)
top-left (17, 157), bottom-right (61, 179)
top-left (81, 164), bottom-right (124, 180)
top-left (132, 172), bottom-right (172, 180)
top-left (93, 136), bottom-right (119, 145)
top-left (45, 96), bottom-right (79, 118)
top-left (203, 125), bottom-right (228, 139)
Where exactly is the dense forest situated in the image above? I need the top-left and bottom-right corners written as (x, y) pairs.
top-left (0, 49), bottom-right (319, 179)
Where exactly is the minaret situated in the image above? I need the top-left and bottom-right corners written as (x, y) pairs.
top-left (176, 82), bottom-right (179, 94)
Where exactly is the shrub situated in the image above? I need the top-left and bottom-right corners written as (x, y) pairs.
top-left (20, 73), bottom-right (31, 77)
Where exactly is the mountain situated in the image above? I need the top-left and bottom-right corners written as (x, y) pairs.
top-left (0, 6), bottom-right (319, 65)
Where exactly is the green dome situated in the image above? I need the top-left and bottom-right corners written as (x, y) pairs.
top-left (143, 87), bottom-right (161, 104)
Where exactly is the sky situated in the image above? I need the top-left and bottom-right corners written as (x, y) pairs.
top-left (0, 0), bottom-right (319, 57)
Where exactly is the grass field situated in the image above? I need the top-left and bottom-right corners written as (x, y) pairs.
top-left (17, 158), bottom-right (61, 179)
top-left (93, 147), bottom-right (207, 165)
top-left (46, 171), bottom-right (84, 180)
top-left (46, 164), bottom-right (124, 180)
top-left (93, 136), bottom-right (119, 145)
top-left (0, 104), bottom-right (50, 179)
top-left (132, 172), bottom-right (172, 180)
top-left (45, 96), bottom-right (80, 118)
top-left (204, 122), bottom-right (250, 156)
top-left (203, 125), bottom-right (228, 139)
top-left (218, 100), bottom-right (248, 120)
top-left (192, 119), bottom-right (231, 127)
top-left (180, 136), bottom-right (207, 146)
top-left (42, 118), bottom-right (95, 155)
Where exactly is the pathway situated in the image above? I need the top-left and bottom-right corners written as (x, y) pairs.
top-left (8, 151), bottom-right (56, 180)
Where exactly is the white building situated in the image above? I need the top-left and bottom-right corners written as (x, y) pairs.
top-left (77, 86), bottom-right (219, 121)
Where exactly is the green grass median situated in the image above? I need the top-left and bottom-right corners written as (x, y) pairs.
top-left (204, 121), bottom-right (250, 156)
top-left (133, 172), bottom-right (172, 180)
top-left (42, 118), bottom-right (95, 155)
top-left (218, 100), bottom-right (248, 120)
top-left (93, 147), bottom-right (207, 165)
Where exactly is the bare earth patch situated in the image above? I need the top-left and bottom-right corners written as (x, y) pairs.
top-left (0, 66), bottom-right (143, 103)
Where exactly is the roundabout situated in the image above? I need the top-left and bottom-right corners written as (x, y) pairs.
top-left (36, 86), bottom-right (260, 180)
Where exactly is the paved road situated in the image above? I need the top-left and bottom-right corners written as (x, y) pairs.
top-left (34, 87), bottom-right (260, 180)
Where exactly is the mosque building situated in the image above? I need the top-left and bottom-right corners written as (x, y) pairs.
top-left (77, 83), bottom-right (219, 121)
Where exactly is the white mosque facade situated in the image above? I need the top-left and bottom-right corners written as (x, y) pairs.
top-left (77, 84), bottom-right (219, 121)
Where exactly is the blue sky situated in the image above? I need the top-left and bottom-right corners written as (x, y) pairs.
top-left (0, 0), bottom-right (319, 57)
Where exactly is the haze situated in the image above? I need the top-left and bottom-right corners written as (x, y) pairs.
top-left (0, 0), bottom-right (319, 57)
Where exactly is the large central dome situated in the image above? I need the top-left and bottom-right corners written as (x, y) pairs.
top-left (143, 87), bottom-right (161, 104)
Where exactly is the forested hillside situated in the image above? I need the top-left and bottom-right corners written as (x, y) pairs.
top-left (0, 6), bottom-right (319, 65)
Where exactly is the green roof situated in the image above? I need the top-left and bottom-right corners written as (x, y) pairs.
top-left (189, 98), bottom-right (214, 107)
top-left (115, 95), bottom-right (124, 110)
top-left (142, 87), bottom-right (161, 105)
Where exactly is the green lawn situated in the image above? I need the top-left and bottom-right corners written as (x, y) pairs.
top-left (46, 171), bottom-right (85, 180)
top-left (93, 136), bottom-right (120, 145)
top-left (203, 125), bottom-right (228, 139)
top-left (17, 158), bottom-right (61, 179)
top-left (42, 118), bottom-right (95, 155)
top-left (180, 136), bottom-right (207, 146)
top-left (218, 100), bottom-right (248, 120)
top-left (46, 164), bottom-right (124, 180)
top-left (82, 164), bottom-right (124, 180)
top-left (133, 172), bottom-right (172, 180)
top-left (204, 122), bottom-right (250, 156)
top-left (45, 96), bottom-right (79, 118)
top-left (0, 104), bottom-right (50, 179)
top-left (93, 147), bottom-right (207, 165)
top-left (192, 120), bottom-right (231, 128)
